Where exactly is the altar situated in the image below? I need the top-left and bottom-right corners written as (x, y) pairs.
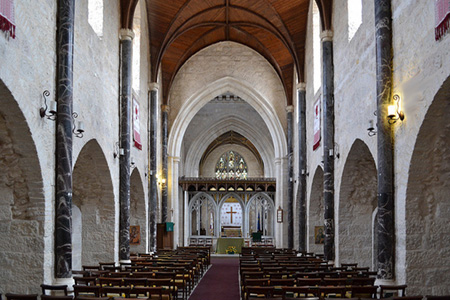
top-left (216, 237), bottom-right (244, 254)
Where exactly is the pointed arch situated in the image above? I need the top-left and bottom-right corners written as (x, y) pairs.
top-left (0, 80), bottom-right (45, 294)
top-left (309, 166), bottom-right (324, 253)
top-left (73, 139), bottom-right (115, 265)
top-left (130, 168), bottom-right (146, 253)
top-left (405, 76), bottom-right (450, 295)
top-left (338, 139), bottom-right (377, 267)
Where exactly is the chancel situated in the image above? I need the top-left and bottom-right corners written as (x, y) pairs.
top-left (0, 0), bottom-right (449, 299)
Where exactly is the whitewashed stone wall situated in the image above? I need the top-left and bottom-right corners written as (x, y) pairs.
top-left (303, 0), bottom-right (450, 294)
top-left (0, 0), bottom-right (151, 293)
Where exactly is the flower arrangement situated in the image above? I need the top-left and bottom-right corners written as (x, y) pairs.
top-left (226, 246), bottom-right (237, 254)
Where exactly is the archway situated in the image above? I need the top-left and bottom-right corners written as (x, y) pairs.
top-left (189, 192), bottom-right (217, 237)
top-left (219, 193), bottom-right (245, 237)
top-left (73, 139), bottom-right (115, 265)
top-left (247, 193), bottom-right (275, 237)
top-left (130, 169), bottom-right (146, 254)
top-left (0, 80), bottom-right (45, 294)
top-left (405, 76), bottom-right (450, 295)
top-left (338, 139), bottom-right (377, 268)
top-left (309, 167), bottom-right (324, 254)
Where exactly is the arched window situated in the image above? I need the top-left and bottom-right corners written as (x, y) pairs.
top-left (88, 0), bottom-right (103, 37)
top-left (215, 151), bottom-right (248, 180)
top-left (313, 1), bottom-right (321, 94)
top-left (348, 0), bottom-right (362, 41)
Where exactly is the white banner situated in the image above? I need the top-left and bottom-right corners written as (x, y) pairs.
top-left (313, 96), bottom-right (321, 150)
top-left (133, 97), bottom-right (142, 150)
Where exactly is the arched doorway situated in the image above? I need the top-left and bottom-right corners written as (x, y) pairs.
top-left (73, 139), bottom-right (115, 266)
top-left (189, 192), bottom-right (217, 237)
top-left (130, 169), bottom-right (146, 254)
top-left (309, 167), bottom-right (324, 254)
top-left (405, 76), bottom-right (450, 295)
top-left (338, 139), bottom-right (377, 268)
top-left (247, 193), bottom-right (275, 237)
top-left (219, 193), bottom-right (245, 237)
top-left (0, 80), bottom-right (45, 294)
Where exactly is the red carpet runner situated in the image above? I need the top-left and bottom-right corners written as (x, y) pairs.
top-left (189, 256), bottom-right (240, 300)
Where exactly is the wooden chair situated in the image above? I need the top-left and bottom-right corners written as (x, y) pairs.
top-left (100, 286), bottom-right (131, 298)
top-left (281, 286), bottom-right (318, 299)
top-left (380, 284), bottom-right (407, 298)
top-left (426, 296), bottom-right (450, 300)
top-left (72, 285), bottom-right (101, 298)
top-left (270, 278), bottom-right (296, 298)
top-left (245, 286), bottom-right (275, 300)
top-left (148, 278), bottom-right (177, 300)
top-left (350, 277), bottom-right (375, 286)
top-left (318, 286), bottom-right (348, 299)
top-left (4, 294), bottom-right (38, 300)
top-left (351, 286), bottom-right (378, 299)
top-left (40, 284), bottom-right (68, 296)
top-left (73, 277), bottom-right (97, 286)
top-left (41, 296), bottom-right (73, 300)
top-left (393, 297), bottom-right (423, 300)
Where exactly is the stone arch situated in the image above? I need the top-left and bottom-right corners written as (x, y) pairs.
top-left (246, 193), bottom-right (275, 237)
top-left (308, 166), bottom-right (324, 254)
top-left (338, 139), bottom-right (377, 268)
top-left (73, 139), bottom-right (115, 265)
top-left (0, 80), bottom-right (45, 294)
top-left (188, 192), bottom-right (217, 237)
top-left (405, 76), bottom-right (450, 295)
top-left (219, 192), bottom-right (246, 235)
top-left (130, 168), bottom-right (146, 254)
top-left (168, 76), bottom-right (287, 160)
top-left (184, 116), bottom-right (275, 177)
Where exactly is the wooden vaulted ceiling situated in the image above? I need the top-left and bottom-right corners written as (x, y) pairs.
top-left (144, 0), bottom-right (311, 106)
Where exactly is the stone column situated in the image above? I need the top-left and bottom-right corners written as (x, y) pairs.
top-left (374, 0), bottom-right (395, 280)
top-left (286, 105), bottom-right (294, 249)
top-left (296, 83), bottom-right (307, 252)
top-left (119, 28), bottom-right (134, 262)
top-left (321, 30), bottom-right (335, 262)
top-left (169, 156), bottom-right (180, 247)
top-left (148, 83), bottom-right (158, 253)
top-left (55, 0), bottom-right (75, 282)
top-left (161, 104), bottom-right (170, 223)
top-left (184, 191), bottom-right (189, 246)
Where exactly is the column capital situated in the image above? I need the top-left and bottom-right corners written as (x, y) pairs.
top-left (286, 105), bottom-right (294, 113)
top-left (161, 104), bottom-right (170, 113)
top-left (119, 28), bottom-right (135, 41)
top-left (297, 82), bottom-right (306, 91)
top-left (149, 82), bottom-right (160, 91)
top-left (320, 30), bottom-right (333, 42)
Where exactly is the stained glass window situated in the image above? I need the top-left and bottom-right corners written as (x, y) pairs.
top-left (215, 151), bottom-right (248, 180)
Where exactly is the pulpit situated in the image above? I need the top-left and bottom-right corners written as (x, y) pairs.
top-left (157, 223), bottom-right (174, 250)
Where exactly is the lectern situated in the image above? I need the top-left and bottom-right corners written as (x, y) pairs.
top-left (157, 222), bottom-right (174, 250)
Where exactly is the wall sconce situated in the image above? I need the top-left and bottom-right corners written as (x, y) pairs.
top-left (387, 94), bottom-right (405, 124)
top-left (157, 175), bottom-right (166, 186)
top-left (72, 112), bottom-right (84, 138)
top-left (39, 90), bottom-right (57, 120)
top-left (367, 119), bottom-right (377, 136)
top-left (130, 157), bottom-right (136, 169)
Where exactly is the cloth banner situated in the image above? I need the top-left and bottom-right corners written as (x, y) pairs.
top-left (0, 0), bottom-right (15, 38)
top-left (133, 97), bottom-right (142, 150)
top-left (435, 0), bottom-right (450, 40)
top-left (313, 96), bottom-right (321, 151)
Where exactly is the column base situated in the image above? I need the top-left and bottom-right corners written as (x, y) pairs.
top-left (54, 277), bottom-right (75, 289)
top-left (119, 259), bottom-right (132, 264)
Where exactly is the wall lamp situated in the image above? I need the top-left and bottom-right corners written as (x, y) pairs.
top-left (367, 119), bottom-right (377, 136)
top-left (387, 94), bottom-right (405, 124)
top-left (72, 112), bottom-right (84, 138)
top-left (40, 90), bottom-right (57, 120)
top-left (157, 175), bottom-right (166, 186)
top-left (113, 142), bottom-right (125, 159)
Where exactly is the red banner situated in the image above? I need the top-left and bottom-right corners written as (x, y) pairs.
top-left (133, 97), bottom-right (142, 150)
top-left (0, 0), bottom-right (15, 38)
top-left (313, 96), bottom-right (321, 151)
top-left (435, 0), bottom-right (450, 40)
